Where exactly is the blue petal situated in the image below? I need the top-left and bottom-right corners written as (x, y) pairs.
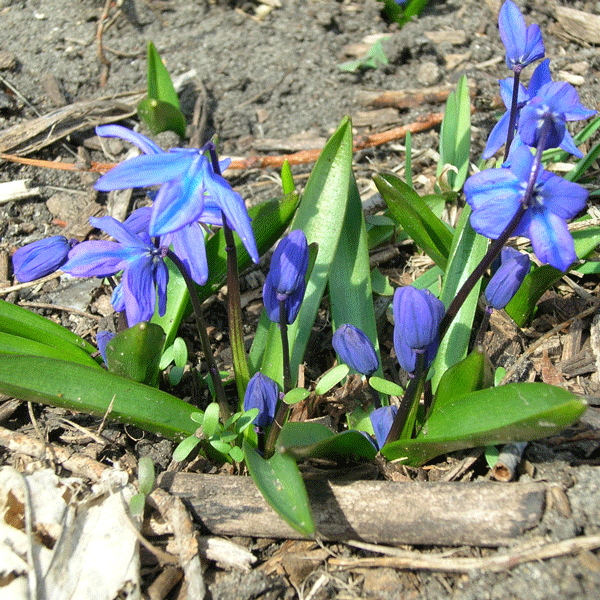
top-left (499, 0), bottom-right (527, 68)
top-left (12, 236), bottom-right (72, 282)
top-left (244, 373), bottom-right (279, 428)
top-left (268, 230), bottom-right (309, 296)
top-left (370, 406), bottom-right (398, 449)
top-left (558, 131), bottom-right (583, 158)
top-left (124, 206), bottom-right (152, 234)
top-left (262, 272), bottom-right (280, 323)
top-left (162, 222), bottom-right (208, 285)
top-left (96, 331), bottom-right (116, 364)
top-left (482, 111), bottom-right (511, 159)
top-left (539, 173), bottom-right (588, 220)
top-left (485, 247), bottom-right (530, 309)
top-left (528, 209), bottom-right (577, 272)
top-left (95, 125), bottom-right (164, 155)
top-left (122, 254), bottom-right (156, 326)
top-left (332, 324), bottom-right (379, 376)
top-left (155, 259), bottom-right (169, 317)
top-left (62, 241), bottom-right (131, 277)
top-left (90, 215), bottom-right (149, 250)
top-left (528, 59), bottom-right (552, 97)
top-left (95, 151), bottom-right (195, 191)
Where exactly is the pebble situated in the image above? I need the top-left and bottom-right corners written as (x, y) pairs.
top-left (417, 61), bottom-right (441, 86)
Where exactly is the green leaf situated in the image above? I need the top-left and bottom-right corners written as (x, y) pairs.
top-left (0, 300), bottom-right (99, 360)
top-left (277, 422), bottom-right (377, 462)
top-left (105, 322), bottom-right (165, 386)
top-left (202, 403), bottom-right (221, 437)
top-left (337, 39), bottom-right (389, 72)
top-left (564, 140), bottom-right (600, 183)
top-left (146, 41), bottom-right (181, 108)
top-left (153, 193), bottom-right (299, 348)
top-left (235, 409), bottom-right (259, 434)
top-left (138, 455), bottom-right (155, 495)
top-left (260, 118), bottom-right (354, 387)
top-left (369, 376), bottom-right (404, 397)
top-left (314, 364), bottom-right (349, 396)
top-left (243, 440), bottom-right (315, 536)
top-left (437, 75), bottom-right (471, 191)
top-left (281, 159), bottom-right (295, 194)
top-left (173, 435), bottom-right (202, 462)
top-left (137, 98), bottom-right (186, 138)
top-left (0, 355), bottom-right (199, 440)
top-left (431, 205), bottom-right (488, 390)
top-left (284, 387), bottom-right (310, 405)
top-left (374, 173), bottom-right (453, 269)
top-left (0, 331), bottom-right (100, 369)
top-left (370, 269), bottom-right (394, 296)
top-left (329, 171), bottom-right (382, 376)
top-left (229, 446), bottom-right (244, 463)
top-left (381, 382), bottom-right (586, 466)
top-left (129, 493), bottom-right (146, 516)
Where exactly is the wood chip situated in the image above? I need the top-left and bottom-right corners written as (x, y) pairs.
top-left (555, 7), bottom-right (600, 45)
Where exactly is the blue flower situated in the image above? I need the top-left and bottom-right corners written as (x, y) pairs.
top-left (12, 236), bottom-right (75, 282)
top-left (370, 405), bottom-right (398, 449)
top-left (518, 81), bottom-right (596, 157)
top-left (62, 216), bottom-right (169, 326)
top-left (263, 230), bottom-right (309, 325)
top-left (244, 372), bottom-right (279, 428)
top-left (464, 145), bottom-right (588, 271)
top-left (393, 286), bottom-right (445, 351)
top-left (394, 335), bottom-right (438, 375)
top-left (332, 324), bottom-right (379, 376)
top-left (498, 0), bottom-right (544, 72)
top-left (94, 125), bottom-right (258, 264)
top-left (482, 59), bottom-right (551, 160)
top-left (485, 247), bottom-right (531, 309)
top-left (96, 330), bottom-right (116, 364)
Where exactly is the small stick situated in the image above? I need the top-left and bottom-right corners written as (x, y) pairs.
top-left (492, 442), bottom-right (528, 482)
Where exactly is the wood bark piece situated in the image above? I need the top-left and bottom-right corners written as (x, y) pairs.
top-left (158, 472), bottom-right (545, 547)
top-left (555, 7), bottom-right (600, 45)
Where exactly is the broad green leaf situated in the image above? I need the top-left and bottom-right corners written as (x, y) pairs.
top-left (0, 355), bottom-right (199, 439)
top-left (235, 409), bottom-right (259, 434)
top-left (370, 268), bottom-right (394, 296)
top-left (505, 222), bottom-right (600, 326)
top-left (202, 403), bottom-right (221, 437)
top-left (260, 118), bottom-right (354, 387)
top-left (329, 171), bottom-right (382, 375)
top-left (431, 346), bottom-right (493, 414)
top-left (369, 376), bottom-right (403, 397)
top-left (431, 205), bottom-right (488, 390)
top-left (381, 382), bottom-right (586, 466)
top-left (375, 173), bottom-right (453, 269)
top-left (129, 494), bottom-right (146, 516)
top-left (146, 41), bottom-right (181, 108)
top-left (284, 387), bottom-right (310, 405)
top-left (173, 435), bottom-right (202, 462)
top-left (138, 455), bottom-right (155, 495)
top-left (277, 422), bottom-right (377, 462)
top-left (137, 98), bottom-right (186, 138)
top-left (314, 364), bottom-right (349, 396)
top-left (153, 193), bottom-right (299, 348)
top-left (0, 331), bottom-right (100, 369)
top-left (0, 300), bottom-right (98, 359)
top-left (437, 75), bottom-right (471, 191)
top-left (243, 440), bottom-right (315, 536)
top-left (105, 322), bottom-right (165, 386)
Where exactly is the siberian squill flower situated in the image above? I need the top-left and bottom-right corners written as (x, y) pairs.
top-left (392, 286), bottom-right (444, 374)
top-left (518, 81), bottom-right (596, 157)
top-left (498, 0), bottom-right (544, 72)
top-left (332, 324), bottom-right (379, 377)
top-left (244, 372), bottom-right (279, 428)
top-left (263, 230), bottom-right (309, 325)
top-left (464, 145), bottom-right (588, 271)
top-left (12, 236), bottom-right (76, 282)
top-left (370, 405), bottom-right (398, 449)
top-left (485, 247), bottom-right (531, 309)
top-left (94, 125), bottom-right (258, 264)
top-left (62, 215), bottom-right (168, 326)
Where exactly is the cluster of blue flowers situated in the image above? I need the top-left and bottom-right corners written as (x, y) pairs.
top-left (465, 0), bottom-right (595, 273)
top-left (12, 125), bottom-right (259, 327)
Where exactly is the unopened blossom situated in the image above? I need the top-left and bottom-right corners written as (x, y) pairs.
top-left (485, 247), bottom-right (531, 309)
top-left (62, 216), bottom-right (168, 326)
top-left (464, 145), bottom-right (588, 271)
top-left (498, 0), bottom-right (544, 72)
top-left (12, 236), bottom-right (75, 282)
top-left (333, 324), bottom-right (379, 376)
top-left (244, 372), bottom-right (279, 428)
top-left (370, 405), bottom-right (398, 449)
top-left (96, 330), bottom-right (116, 364)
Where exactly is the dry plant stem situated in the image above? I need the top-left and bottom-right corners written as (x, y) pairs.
top-left (96, 0), bottom-right (112, 86)
top-left (165, 250), bottom-right (230, 421)
top-left (503, 69), bottom-right (522, 163)
top-left (492, 441), bottom-right (528, 481)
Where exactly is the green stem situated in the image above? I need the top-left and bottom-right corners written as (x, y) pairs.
top-left (166, 250), bottom-right (230, 422)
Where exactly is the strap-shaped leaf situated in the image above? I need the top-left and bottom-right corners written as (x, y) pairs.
top-left (381, 382), bottom-right (586, 466)
top-left (0, 355), bottom-right (198, 440)
top-left (243, 440), bottom-right (315, 536)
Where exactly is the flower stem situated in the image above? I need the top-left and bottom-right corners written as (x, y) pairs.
top-left (166, 249), bottom-right (230, 422)
top-left (503, 70), bottom-right (521, 162)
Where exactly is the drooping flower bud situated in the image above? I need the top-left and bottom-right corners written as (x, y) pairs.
top-left (263, 230), bottom-right (309, 325)
top-left (12, 236), bottom-right (74, 283)
top-left (392, 286), bottom-right (445, 350)
top-left (96, 331), bottom-right (116, 364)
top-left (370, 405), bottom-right (398, 449)
top-left (243, 372), bottom-right (280, 428)
top-left (332, 324), bottom-right (379, 376)
top-left (485, 247), bottom-right (530, 309)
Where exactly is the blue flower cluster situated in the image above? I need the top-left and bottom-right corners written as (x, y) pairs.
top-left (12, 126), bottom-right (259, 327)
top-left (465, 0), bottom-right (595, 272)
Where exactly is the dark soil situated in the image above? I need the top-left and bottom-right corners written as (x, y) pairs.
top-left (1, 1), bottom-right (600, 598)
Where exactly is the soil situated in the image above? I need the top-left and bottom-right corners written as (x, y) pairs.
top-left (1, 0), bottom-right (600, 599)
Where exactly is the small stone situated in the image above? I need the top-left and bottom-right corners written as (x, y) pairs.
top-left (417, 61), bottom-right (441, 86)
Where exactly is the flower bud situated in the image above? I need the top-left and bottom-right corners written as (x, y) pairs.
top-left (393, 286), bottom-right (445, 350)
top-left (370, 405), bottom-right (398, 449)
top-left (243, 373), bottom-right (279, 428)
top-left (485, 247), bottom-right (530, 309)
top-left (96, 331), bottom-right (116, 364)
top-left (12, 236), bottom-right (74, 282)
top-left (268, 230), bottom-right (309, 297)
top-left (393, 335), bottom-right (438, 375)
top-left (332, 324), bottom-right (379, 376)
top-left (263, 274), bottom-right (306, 325)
